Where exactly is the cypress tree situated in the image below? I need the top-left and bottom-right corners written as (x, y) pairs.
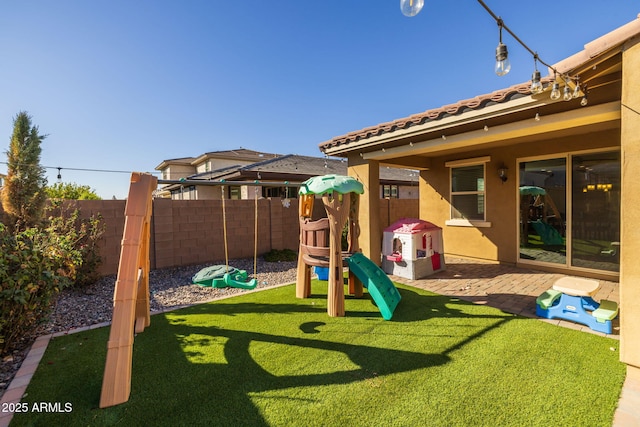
top-left (1, 111), bottom-right (48, 231)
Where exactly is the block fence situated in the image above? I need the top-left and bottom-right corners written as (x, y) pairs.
top-left (1, 198), bottom-right (418, 276)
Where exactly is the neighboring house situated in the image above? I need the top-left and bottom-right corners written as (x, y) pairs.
top-left (155, 148), bottom-right (281, 198)
top-left (319, 18), bottom-right (640, 376)
top-left (155, 148), bottom-right (281, 181)
top-left (156, 153), bottom-right (418, 200)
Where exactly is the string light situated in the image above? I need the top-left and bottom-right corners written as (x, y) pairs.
top-left (530, 56), bottom-right (544, 94)
top-left (400, 0), bottom-right (424, 17)
top-left (550, 73), bottom-right (561, 100)
top-left (572, 76), bottom-right (581, 99)
top-left (0, 161), bottom-right (157, 176)
top-left (494, 19), bottom-right (510, 77)
top-left (580, 87), bottom-right (589, 106)
top-left (400, 0), bottom-right (587, 105)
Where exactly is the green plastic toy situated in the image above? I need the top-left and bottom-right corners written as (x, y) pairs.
top-left (192, 265), bottom-right (257, 290)
top-left (299, 174), bottom-right (364, 196)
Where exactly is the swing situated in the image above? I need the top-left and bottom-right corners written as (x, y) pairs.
top-left (191, 185), bottom-right (258, 289)
top-left (222, 184), bottom-right (258, 289)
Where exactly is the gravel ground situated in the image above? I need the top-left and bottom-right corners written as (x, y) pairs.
top-left (0, 258), bottom-right (298, 399)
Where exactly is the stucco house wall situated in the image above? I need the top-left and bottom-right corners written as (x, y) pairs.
top-left (419, 128), bottom-right (619, 266)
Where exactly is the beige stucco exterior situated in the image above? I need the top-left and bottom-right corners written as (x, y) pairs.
top-left (620, 36), bottom-right (640, 372)
top-left (416, 128), bottom-right (620, 268)
top-left (347, 155), bottom-right (382, 261)
top-left (321, 17), bottom-right (640, 372)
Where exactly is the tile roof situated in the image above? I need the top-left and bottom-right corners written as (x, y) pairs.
top-left (183, 154), bottom-right (418, 184)
top-left (193, 148), bottom-right (281, 163)
top-left (156, 148), bottom-right (281, 170)
top-left (318, 79), bottom-right (550, 152)
top-left (319, 15), bottom-right (640, 154)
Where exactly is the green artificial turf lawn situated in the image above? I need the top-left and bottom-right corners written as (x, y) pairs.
top-left (10, 281), bottom-right (625, 427)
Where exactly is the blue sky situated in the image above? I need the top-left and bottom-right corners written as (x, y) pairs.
top-left (0, 1), bottom-right (638, 199)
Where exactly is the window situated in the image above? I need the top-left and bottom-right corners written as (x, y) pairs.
top-left (229, 186), bottom-right (241, 200)
top-left (262, 186), bottom-right (297, 199)
top-left (451, 165), bottom-right (485, 220)
top-left (445, 157), bottom-right (490, 227)
top-left (170, 185), bottom-right (196, 200)
top-left (382, 185), bottom-right (399, 198)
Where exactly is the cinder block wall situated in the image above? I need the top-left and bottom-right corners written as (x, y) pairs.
top-left (47, 200), bottom-right (127, 277)
top-left (1, 198), bottom-right (418, 276)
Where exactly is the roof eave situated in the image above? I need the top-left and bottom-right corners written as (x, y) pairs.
top-left (321, 94), bottom-right (553, 157)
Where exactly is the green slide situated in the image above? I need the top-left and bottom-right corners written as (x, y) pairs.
top-left (347, 253), bottom-right (401, 320)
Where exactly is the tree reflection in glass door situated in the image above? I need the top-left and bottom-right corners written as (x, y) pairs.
top-left (519, 158), bottom-right (567, 265)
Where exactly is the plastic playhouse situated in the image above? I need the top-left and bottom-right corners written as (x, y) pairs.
top-left (382, 218), bottom-right (445, 280)
top-left (296, 174), bottom-right (401, 320)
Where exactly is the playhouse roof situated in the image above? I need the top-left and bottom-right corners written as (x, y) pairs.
top-left (384, 218), bottom-right (441, 234)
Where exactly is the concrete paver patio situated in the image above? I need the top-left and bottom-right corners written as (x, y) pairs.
top-left (390, 256), bottom-right (620, 337)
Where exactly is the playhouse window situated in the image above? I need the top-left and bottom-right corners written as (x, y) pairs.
top-left (392, 237), bottom-right (402, 253)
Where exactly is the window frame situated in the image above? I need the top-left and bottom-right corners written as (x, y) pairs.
top-left (445, 156), bottom-right (492, 228)
top-left (382, 184), bottom-right (399, 199)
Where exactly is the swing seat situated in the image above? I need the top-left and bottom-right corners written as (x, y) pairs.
top-left (193, 265), bottom-right (239, 287)
top-left (223, 271), bottom-right (258, 290)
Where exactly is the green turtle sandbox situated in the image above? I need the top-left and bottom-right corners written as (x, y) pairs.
top-left (192, 265), bottom-right (258, 290)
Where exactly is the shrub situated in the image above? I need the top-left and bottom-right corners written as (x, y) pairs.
top-left (0, 223), bottom-right (75, 354)
top-left (263, 249), bottom-right (298, 262)
top-left (44, 201), bottom-right (105, 287)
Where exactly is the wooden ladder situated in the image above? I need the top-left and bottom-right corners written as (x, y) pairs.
top-left (99, 172), bottom-right (157, 408)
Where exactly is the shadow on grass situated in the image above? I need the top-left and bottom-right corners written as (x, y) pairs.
top-left (12, 283), bottom-right (514, 426)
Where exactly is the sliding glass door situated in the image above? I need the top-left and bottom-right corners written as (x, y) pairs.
top-left (519, 158), bottom-right (567, 265)
top-left (518, 150), bottom-right (620, 273)
top-left (571, 152), bottom-right (620, 272)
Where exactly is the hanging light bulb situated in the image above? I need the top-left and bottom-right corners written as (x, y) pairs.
top-left (579, 85), bottom-right (589, 106)
top-left (530, 56), bottom-right (543, 94)
top-left (573, 85), bottom-right (581, 99)
top-left (550, 81), bottom-right (561, 100)
top-left (400, 0), bottom-right (424, 17)
top-left (530, 70), bottom-right (543, 94)
top-left (494, 21), bottom-right (510, 76)
top-left (563, 85), bottom-right (572, 101)
top-left (495, 43), bottom-right (511, 76)
top-left (581, 94), bottom-right (588, 106)
top-left (572, 81), bottom-right (581, 99)
top-left (57, 167), bottom-right (62, 180)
